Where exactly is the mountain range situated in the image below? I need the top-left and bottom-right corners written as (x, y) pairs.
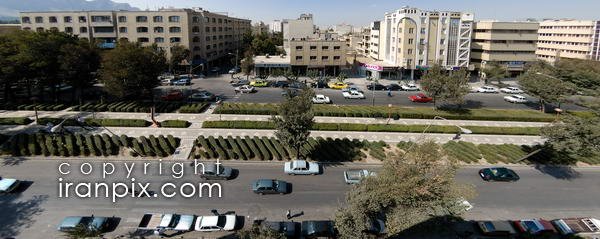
top-left (0, 0), bottom-right (139, 17)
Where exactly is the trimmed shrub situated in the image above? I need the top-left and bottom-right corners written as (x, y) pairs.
top-left (148, 135), bottom-right (166, 157)
top-left (160, 120), bottom-right (191, 128)
top-left (93, 135), bottom-right (106, 156)
top-left (253, 137), bottom-right (271, 161)
top-left (244, 136), bottom-right (262, 160)
top-left (119, 135), bottom-right (130, 147)
top-left (0, 117), bottom-right (33, 125)
top-left (235, 136), bottom-right (253, 160)
top-left (197, 136), bottom-right (215, 159)
top-left (270, 139), bottom-right (289, 160)
top-left (85, 118), bottom-right (150, 127)
top-left (139, 136), bottom-right (156, 157)
top-left (217, 136), bottom-right (235, 159)
top-left (227, 136), bottom-right (245, 160)
top-left (261, 137), bottom-right (280, 160)
top-left (167, 135), bottom-right (179, 149)
top-left (131, 138), bottom-right (145, 157)
top-left (158, 135), bottom-right (174, 154)
top-left (45, 135), bottom-right (57, 156)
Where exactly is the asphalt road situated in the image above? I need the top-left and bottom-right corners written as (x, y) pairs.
top-left (1, 159), bottom-right (599, 238)
top-left (155, 75), bottom-right (585, 111)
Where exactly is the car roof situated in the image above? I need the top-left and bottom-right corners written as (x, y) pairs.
top-left (0, 178), bottom-right (17, 191)
top-left (199, 216), bottom-right (219, 226)
top-left (483, 221), bottom-right (516, 232)
top-left (60, 216), bottom-right (84, 228)
top-left (256, 179), bottom-right (275, 187)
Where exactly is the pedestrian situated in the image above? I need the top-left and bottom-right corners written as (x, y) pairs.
top-left (387, 89), bottom-right (392, 97)
top-left (286, 210), bottom-right (291, 219)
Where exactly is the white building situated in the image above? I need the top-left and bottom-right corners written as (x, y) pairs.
top-left (536, 19), bottom-right (600, 63)
top-left (334, 23), bottom-right (353, 35)
top-left (269, 20), bottom-right (282, 33)
top-left (282, 13), bottom-right (316, 42)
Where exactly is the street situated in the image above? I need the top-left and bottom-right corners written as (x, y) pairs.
top-left (1, 159), bottom-right (599, 238)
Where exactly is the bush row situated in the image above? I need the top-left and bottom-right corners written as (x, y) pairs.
top-left (192, 136), bottom-right (380, 162)
top-left (38, 117), bottom-right (190, 128)
top-left (160, 120), bottom-right (191, 128)
top-left (178, 103), bottom-right (210, 113)
top-left (202, 120), bottom-right (541, 136)
top-left (71, 101), bottom-right (210, 114)
top-left (0, 103), bottom-right (69, 111)
top-left (214, 103), bottom-right (561, 122)
top-left (0, 117), bottom-right (33, 125)
top-left (0, 133), bottom-right (180, 158)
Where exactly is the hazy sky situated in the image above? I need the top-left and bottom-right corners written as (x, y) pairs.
top-left (113, 0), bottom-right (600, 27)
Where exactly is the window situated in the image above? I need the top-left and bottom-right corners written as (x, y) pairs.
top-left (218, 27), bottom-right (222, 32)
top-left (35, 16), bottom-right (43, 23)
top-left (205, 27), bottom-right (210, 32)
top-left (118, 16), bottom-right (127, 23)
top-left (21, 17), bottom-right (31, 23)
top-left (50, 27), bottom-right (58, 32)
top-left (136, 16), bottom-right (148, 22)
top-left (155, 37), bottom-right (164, 43)
top-left (49, 16), bottom-right (58, 23)
top-left (78, 16), bottom-right (86, 23)
top-left (169, 27), bottom-right (181, 33)
top-left (296, 46), bottom-right (303, 50)
top-left (407, 49), bottom-right (413, 54)
top-left (212, 27), bottom-right (216, 31)
top-left (334, 46), bottom-right (341, 50)
top-left (193, 46), bottom-right (200, 51)
top-left (212, 18), bottom-right (216, 23)
top-left (152, 16), bottom-right (163, 22)
top-left (192, 26), bottom-right (200, 33)
top-left (205, 17), bottom-right (210, 23)
top-left (333, 56), bottom-right (341, 60)
top-left (218, 18), bottom-right (222, 24)
top-left (322, 46), bottom-right (329, 50)
top-left (439, 50), bottom-right (445, 55)
top-left (206, 36), bottom-right (210, 41)
top-left (408, 39), bottom-right (414, 44)
top-left (420, 39), bottom-right (425, 44)
top-left (192, 36), bottom-right (200, 42)
top-left (295, 56), bottom-right (302, 60)
top-left (93, 27), bottom-right (114, 33)
top-left (192, 16), bottom-right (200, 23)
top-left (310, 46), bottom-right (317, 50)
top-left (206, 45), bottom-right (211, 50)
top-left (138, 37), bottom-right (149, 43)
top-left (80, 27), bottom-right (87, 33)
top-left (137, 27), bottom-right (148, 33)
top-left (213, 36), bottom-right (217, 40)
top-left (62, 16), bottom-right (72, 23)
top-left (154, 27), bottom-right (164, 33)
top-left (91, 16), bottom-right (111, 22)
top-left (310, 56), bottom-right (317, 60)
top-left (168, 16), bottom-right (180, 22)
top-left (440, 39), bottom-right (445, 44)
top-left (420, 28), bottom-right (426, 34)
top-left (408, 28), bottom-right (414, 34)
top-left (119, 27), bottom-right (127, 33)
top-left (321, 56), bottom-right (329, 60)
top-left (170, 37), bottom-right (181, 43)
top-left (36, 27), bottom-right (44, 32)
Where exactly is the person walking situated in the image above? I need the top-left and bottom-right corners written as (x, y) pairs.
top-left (286, 210), bottom-right (291, 219)
top-left (387, 88), bottom-right (392, 97)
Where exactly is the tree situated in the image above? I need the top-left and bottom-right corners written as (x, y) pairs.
top-left (0, 32), bottom-right (22, 103)
top-left (334, 141), bottom-right (475, 238)
top-left (99, 41), bottom-right (167, 100)
top-left (234, 223), bottom-right (286, 239)
top-left (240, 50), bottom-right (254, 81)
top-left (168, 44), bottom-right (190, 74)
top-left (420, 65), bottom-right (470, 109)
top-left (518, 62), bottom-right (573, 112)
top-left (62, 224), bottom-right (102, 239)
top-left (555, 58), bottom-right (600, 93)
top-left (336, 72), bottom-right (347, 82)
top-left (482, 62), bottom-right (508, 84)
top-left (58, 39), bottom-right (101, 104)
top-left (306, 69), bottom-right (320, 83)
top-left (542, 111), bottom-right (600, 158)
top-left (271, 88), bottom-right (315, 159)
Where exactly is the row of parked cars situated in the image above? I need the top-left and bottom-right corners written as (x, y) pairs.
top-left (476, 217), bottom-right (600, 238)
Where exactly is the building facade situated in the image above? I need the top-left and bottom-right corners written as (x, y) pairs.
top-left (536, 19), bottom-right (600, 63)
top-left (20, 8), bottom-right (251, 66)
top-left (368, 21), bottom-right (381, 60)
top-left (269, 20), bottom-right (282, 33)
top-left (379, 7), bottom-right (474, 74)
top-left (471, 21), bottom-right (539, 74)
top-left (288, 38), bottom-right (347, 75)
top-left (282, 13), bottom-right (315, 42)
top-left (252, 21), bottom-right (269, 35)
top-left (334, 24), bottom-right (353, 35)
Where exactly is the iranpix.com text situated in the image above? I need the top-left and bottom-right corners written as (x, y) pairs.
top-left (57, 159), bottom-right (223, 202)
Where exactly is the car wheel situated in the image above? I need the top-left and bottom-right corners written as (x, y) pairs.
top-left (260, 192), bottom-right (264, 195)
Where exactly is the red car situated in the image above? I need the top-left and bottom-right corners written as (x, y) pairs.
top-left (408, 93), bottom-right (433, 103)
top-left (161, 91), bottom-right (184, 101)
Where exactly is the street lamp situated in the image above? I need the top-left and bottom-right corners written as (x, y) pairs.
top-left (401, 116), bottom-right (472, 159)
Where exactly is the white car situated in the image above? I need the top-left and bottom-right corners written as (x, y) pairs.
top-left (504, 95), bottom-right (528, 103)
top-left (500, 86), bottom-right (524, 94)
top-left (312, 94), bottom-right (331, 104)
top-left (342, 90), bottom-right (366, 99)
top-left (476, 86), bottom-right (499, 93)
top-left (342, 86), bottom-right (362, 93)
top-left (195, 214), bottom-right (237, 232)
top-left (401, 83), bottom-right (419, 91)
top-left (0, 178), bottom-right (20, 193)
top-left (344, 169), bottom-right (377, 184)
top-left (284, 160), bottom-right (320, 175)
top-left (234, 85), bottom-right (255, 93)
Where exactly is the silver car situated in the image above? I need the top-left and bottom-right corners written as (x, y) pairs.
top-left (200, 163), bottom-right (233, 180)
top-left (344, 169), bottom-right (376, 184)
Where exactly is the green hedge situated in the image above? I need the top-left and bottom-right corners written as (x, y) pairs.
top-left (0, 117), bottom-right (33, 125)
top-left (85, 118), bottom-right (150, 127)
top-left (202, 120), bottom-right (541, 136)
top-left (179, 103), bottom-right (210, 113)
top-left (160, 120), bottom-right (191, 128)
top-left (214, 102), bottom-right (566, 122)
top-left (0, 103), bottom-right (69, 111)
top-left (72, 101), bottom-right (209, 114)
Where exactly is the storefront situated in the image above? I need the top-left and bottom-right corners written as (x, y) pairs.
top-left (357, 62), bottom-right (399, 80)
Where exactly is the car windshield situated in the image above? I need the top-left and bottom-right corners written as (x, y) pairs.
top-left (484, 221), bottom-right (496, 231)
top-left (490, 168), bottom-right (508, 176)
top-left (522, 221), bottom-right (541, 232)
top-left (169, 214), bottom-right (181, 227)
top-left (216, 216), bottom-right (226, 227)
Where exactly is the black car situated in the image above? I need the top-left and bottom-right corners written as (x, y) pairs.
top-left (386, 84), bottom-right (402, 91)
top-left (301, 220), bottom-right (336, 238)
top-left (273, 80), bottom-right (290, 88)
top-left (311, 81), bottom-right (329, 88)
top-left (252, 179), bottom-right (289, 195)
top-left (367, 83), bottom-right (386, 91)
top-left (263, 221), bottom-right (300, 238)
top-left (479, 167), bottom-right (520, 182)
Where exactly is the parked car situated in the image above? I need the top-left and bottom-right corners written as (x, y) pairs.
top-left (234, 85), bottom-right (255, 94)
top-left (504, 94), bottom-right (527, 103)
top-left (0, 177), bottom-right (21, 193)
top-left (284, 160), bottom-right (320, 175)
top-left (343, 169), bottom-right (376, 184)
top-left (57, 215), bottom-right (110, 232)
top-left (366, 83), bottom-right (386, 91)
top-left (342, 86), bottom-right (363, 93)
top-left (312, 94), bottom-right (331, 104)
top-left (161, 78), bottom-right (174, 85)
top-left (476, 86), bottom-right (499, 93)
top-left (195, 214), bottom-right (237, 232)
top-left (500, 86), bottom-right (524, 94)
top-left (200, 163), bottom-right (233, 180)
top-left (231, 79), bottom-right (249, 87)
top-left (262, 221), bottom-right (300, 238)
top-left (311, 80), bottom-right (329, 88)
top-left (328, 82), bottom-right (348, 89)
top-left (409, 93), bottom-right (433, 103)
top-left (138, 213), bottom-right (195, 232)
top-left (250, 80), bottom-right (269, 87)
top-left (364, 218), bottom-right (386, 235)
top-left (173, 78), bottom-right (191, 86)
top-left (272, 80), bottom-right (289, 88)
top-left (301, 220), bottom-right (336, 238)
top-left (189, 91), bottom-right (216, 102)
top-left (252, 179), bottom-right (289, 195)
top-left (551, 217), bottom-right (600, 237)
top-left (401, 83), bottom-right (419, 91)
top-left (386, 83), bottom-right (402, 91)
top-left (477, 220), bottom-right (518, 236)
top-left (479, 167), bottom-right (520, 182)
top-left (228, 67), bottom-right (240, 74)
top-left (161, 91), bottom-right (184, 101)
top-left (343, 90), bottom-right (366, 99)
top-left (513, 219), bottom-right (557, 236)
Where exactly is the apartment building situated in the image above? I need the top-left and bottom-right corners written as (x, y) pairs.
top-left (356, 28), bottom-right (371, 56)
top-left (368, 21), bottom-right (381, 60)
top-left (252, 21), bottom-right (269, 36)
top-left (288, 38), bottom-right (347, 75)
top-left (334, 24), bottom-right (353, 35)
top-left (380, 7), bottom-right (474, 72)
top-left (282, 13), bottom-right (315, 43)
top-left (536, 19), bottom-right (600, 63)
top-left (471, 21), bottom-right (539, 74)
top-left (20, 8), bottom-right (251, 66)
top-left (270, 20), bottom-right (283, 33)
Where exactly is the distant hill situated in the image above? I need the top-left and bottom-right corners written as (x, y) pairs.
top-left (0, 0), bottom-right (139, 17)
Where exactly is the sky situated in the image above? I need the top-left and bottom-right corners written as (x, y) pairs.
top-left (112, 0), bottom-right (600, 27)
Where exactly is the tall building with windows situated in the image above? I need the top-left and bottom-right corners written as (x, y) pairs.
top-left (379, 7), bottom-right (474, 74)
top-left (471, 21), bottom-right (539, 75)
top-left (19, 8), bottom-right (251, 66)
top-left (368, 21), bottom-right (381, 60)
top-left (269, 20), bottom-right (282, 33)
top-left (536, 19), bottom-right (600, 63)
